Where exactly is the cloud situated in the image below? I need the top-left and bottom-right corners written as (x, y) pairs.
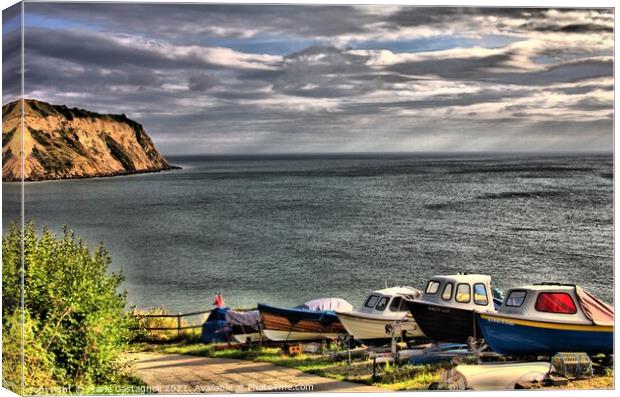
top-left (4, 4), bottom-right (613, 154)
top-left (2, 3), bottom-right (22, 103)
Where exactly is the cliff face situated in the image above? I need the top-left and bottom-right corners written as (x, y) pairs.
top-left (2, 99), bottom-right (177, 181)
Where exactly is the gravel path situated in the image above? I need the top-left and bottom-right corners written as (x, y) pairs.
top-left (131, 352), bottom-right (387, 394)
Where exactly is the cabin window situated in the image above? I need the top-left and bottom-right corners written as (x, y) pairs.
top-left (375, 297), bottom-right (390, 311)
top-left (426, 281), bottom-right (441, 294)
top-left (364, 295), bottom-right (380, 308)
top-left (441, 283), bottom-right (454, 301)
top-left (455, 283), bottom-right (471, 303)
top-left (535, 292), bottom-right (577, 314)
top-left (389, 297), bottom-right (403, 312)
top-left (505, 290), bottom-right (527, 307)
top-left (473, 283), bottom-right (488, 306)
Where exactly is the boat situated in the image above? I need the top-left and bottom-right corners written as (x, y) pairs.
top-left (336, 286), bottom-right (425, 345)
top-left (258, 298), bottom-right (353, 342)
top-left (226, 309), bottom-right (262, 344)
top-left (476, 284), bottom-right (614, 356)
top-left (201, 307), bottom-right (261, 344)
top-left (437, 362), bottom-right (551, 390)
top-left (403, 274), bottom-right (497, 343)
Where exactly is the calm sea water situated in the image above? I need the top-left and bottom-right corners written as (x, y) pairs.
top-left (2, 153), bottom-right (614, 312)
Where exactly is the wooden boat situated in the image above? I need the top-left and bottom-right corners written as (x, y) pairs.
top-left (336, 286), bottom-right (425, 345)
top-left (403, 274), bottom-right (496, 343)
top-left (476, 284), bottom-right (614, 356)
top-left (258, 298), bottom-right (353, 342)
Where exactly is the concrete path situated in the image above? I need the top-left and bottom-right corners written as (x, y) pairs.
top-left (131, 352), bottom-right (387, 394)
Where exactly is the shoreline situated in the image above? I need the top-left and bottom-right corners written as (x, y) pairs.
top-left (1, 165), bottom-right (182, 183)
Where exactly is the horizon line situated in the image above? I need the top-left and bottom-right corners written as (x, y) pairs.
top-left (164, 150), bottom-right (614, 157)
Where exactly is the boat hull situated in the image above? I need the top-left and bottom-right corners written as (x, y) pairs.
top-left (232, 333), bottom-right (262, 344)
top-left (477, 313), bottom-right (613, 356)
top-left (258, 303), bottom-right (347, 342)
top-left (337, 311), bottom-right (424, 344)
top-left (405, 300), bottom-right (481, 343)
top-left (262, 329), bottom-right (342, 342)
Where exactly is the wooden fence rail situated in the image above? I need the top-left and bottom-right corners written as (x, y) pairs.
top-left (133, 308), bottom-right (253, 337)
top-left (133, 309), bottom-right (212, 337)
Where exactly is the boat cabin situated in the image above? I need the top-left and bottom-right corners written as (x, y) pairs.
top-left (497, 284), bottom-right (604, 325)
top-left (419, 274), bottom-right (495, 311)
top-left (359, 286), bottom-right (422, 315)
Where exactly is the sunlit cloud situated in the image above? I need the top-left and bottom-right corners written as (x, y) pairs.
top-left (2, 4), bottom-right (613, 154)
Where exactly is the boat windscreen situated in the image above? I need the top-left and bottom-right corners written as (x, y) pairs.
top-left (426, 281), bottom-right (440, 294)
top-left (535, 292), bottom-right (577, 314)
top-left (375, 297), bottom-right (389, 311)
top-left (364, 295), bottom-right (380, 308)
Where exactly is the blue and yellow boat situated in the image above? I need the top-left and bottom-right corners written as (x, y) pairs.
top-left (476, 284), bottom-right (613, 356)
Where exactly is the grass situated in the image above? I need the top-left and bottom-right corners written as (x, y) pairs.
top-left (147, 342), bottom-right (447, 390)
top-left (378, 363), bottom-right (448, 390)
top-left (143, 342), bottom-right (614, 391)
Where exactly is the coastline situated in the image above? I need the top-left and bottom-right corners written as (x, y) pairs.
top-left (1, 164), bottom-right (183, 183)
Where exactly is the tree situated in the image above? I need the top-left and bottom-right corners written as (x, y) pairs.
top-left (2, 222), bottom-right (135, 393)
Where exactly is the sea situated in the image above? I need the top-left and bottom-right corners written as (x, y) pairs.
top-left (2, 153), bottom-right (614, 312)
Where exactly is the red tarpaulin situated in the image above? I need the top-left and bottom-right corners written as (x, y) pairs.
top-left (575, 286), bottom-right (614, 326)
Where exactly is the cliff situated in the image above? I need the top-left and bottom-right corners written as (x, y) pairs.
top-left (2, 99), bottom-right (178, 181)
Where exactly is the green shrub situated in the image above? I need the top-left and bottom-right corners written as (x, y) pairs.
top-left (2, 309), bottom-right (57, 394)
top-left (2, 222), bottom-right (136, 393)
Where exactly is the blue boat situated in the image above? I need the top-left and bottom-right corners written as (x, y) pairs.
top-left (476, 284), bottom-right (613, 356)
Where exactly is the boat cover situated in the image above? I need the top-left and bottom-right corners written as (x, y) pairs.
top-left (202, 308), bottom-right (260, 343)
top-left (225, 309), bottom-right (260, 327)
top-left (206, 307), bottom-right (228, 322)
top-left (296, 297), bottom-right (353, 312)
top-left (575, 287), bottom-right (614, 326)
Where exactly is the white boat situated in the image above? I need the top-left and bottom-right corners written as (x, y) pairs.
top-left (336, 286), bottom-right (425, 345)
top-left (261, 329), bottom-right (343, 342)
top-left (438, 362), bottom-right (551, 390)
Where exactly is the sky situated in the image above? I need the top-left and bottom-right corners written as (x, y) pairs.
top-left (2, 2), bottom-right (614, 154)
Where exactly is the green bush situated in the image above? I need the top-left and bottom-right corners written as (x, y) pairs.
top-left (2, 309), bottom-right (57, 394)
top-left (2, 222), bottom-right (137, 393)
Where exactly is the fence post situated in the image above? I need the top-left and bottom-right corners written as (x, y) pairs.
top-left (177, 314), bottom-right (181, 338)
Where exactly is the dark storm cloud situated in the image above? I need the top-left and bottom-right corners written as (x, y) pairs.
top-left (2, 3), bottom-right (22, 102)
top-left (385, 7), bottom-right (540, 26)
top-left (386, 7), bottom-right (613, 33)
top-left (489, 59), bottom-right (613, 85)
top-left (341, 88), bottom-right (534, 113)
top-left (386, 52), bottom-right (514, 79)
top-left (26, 3), bottom-right (378, 42)
top-left (555, 83), bottom-right (613, 95)
top-left (5, 4), bottom-right (614, 153)
top-left (528, 23), bottom-right (614, 34)
top-left (25, 28), bottom-right (278, 72)
top-left (272, 46), bottom-right (379, 98)
top-left (188, 73), bottom-right (218, 92)
top-left (387, 55), bottom-right (613, 85)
